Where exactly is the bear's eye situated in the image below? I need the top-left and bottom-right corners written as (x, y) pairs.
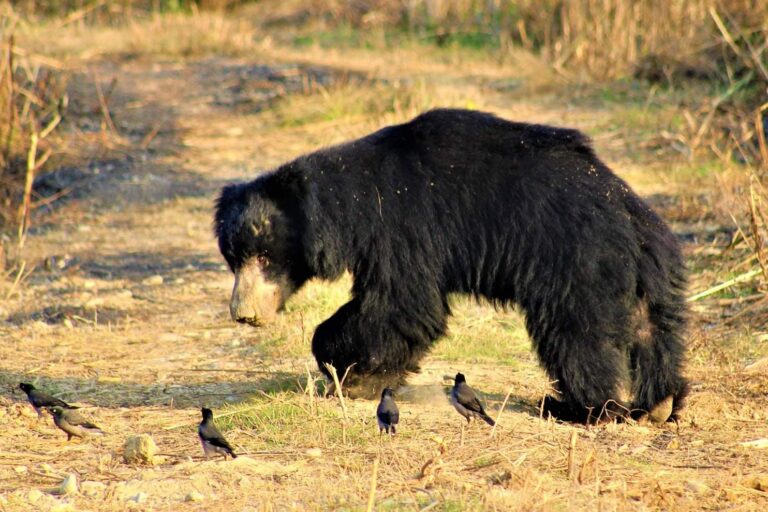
top-left (256, 255), bottom-right (270, 267)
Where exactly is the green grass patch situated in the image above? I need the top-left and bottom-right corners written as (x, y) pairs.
top-left (473, 454), bottom-right (501, 469)
top-left (671, 160), bottom-right (728, 179)
top-left (434, 297), bottom-right (532, 367)
top-left (270, 80), bottom-right (437, 130)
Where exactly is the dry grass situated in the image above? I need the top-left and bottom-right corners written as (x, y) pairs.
top-left (0, 7), bottom-right (767, 512)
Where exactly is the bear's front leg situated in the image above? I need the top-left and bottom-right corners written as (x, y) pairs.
top-left (312, 298), bottom-right (428, 399)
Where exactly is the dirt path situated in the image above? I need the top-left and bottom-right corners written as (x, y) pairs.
top-left (1, 49), bottom-right (767, 511)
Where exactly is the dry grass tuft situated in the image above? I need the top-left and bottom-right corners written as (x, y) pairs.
top-left (0, 34), bottom-right (67, 241)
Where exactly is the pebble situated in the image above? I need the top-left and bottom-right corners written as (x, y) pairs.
top-left (685, 479), bottom-right (710, 494)
top-left (305, 448), bottom-right (322, 458)
top-left (128, 492), bottom-right (147, 504)
top-left (59, 474), bottom-right (78, 496)
top-left (27, 490), bottom-right (43, 503)
top-left (80, 481), bottom-right (106, 497)
top-left (142, 275), bottom-right (164, 286)
top-left (84, 297), bottom-right (105, 309)
top-left (123, 434), bottom-right (158, 465)
top-left (185, 491), bottom-right (204, 502)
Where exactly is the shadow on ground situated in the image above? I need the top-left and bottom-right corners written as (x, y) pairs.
top-left (1, 370), bottom-right (304, 409)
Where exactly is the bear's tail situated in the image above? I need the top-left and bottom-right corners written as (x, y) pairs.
top-left (630, 211), bottom-right (689, 422)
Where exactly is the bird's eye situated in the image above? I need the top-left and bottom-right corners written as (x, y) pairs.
top-left (256, 255), bottom-right (269, 267)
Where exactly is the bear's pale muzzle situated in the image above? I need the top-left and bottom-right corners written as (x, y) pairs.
top-left (229, 260), bottom-right (281, 326)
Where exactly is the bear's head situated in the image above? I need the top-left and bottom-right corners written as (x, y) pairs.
top-left (214, 171), bottom-right (311, 326)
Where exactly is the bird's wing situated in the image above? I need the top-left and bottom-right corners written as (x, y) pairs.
top-left (200, 424), bottom-right (234, 450)
top-left (31, 391), bottom-right (72, 409)
top-left (64, 410), bottom-right (101, 429)
top-left (456, 384), bottom-right (486, 414)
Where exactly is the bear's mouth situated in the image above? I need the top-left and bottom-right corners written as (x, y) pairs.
top-left (236, 317), bottom-right (263, 327)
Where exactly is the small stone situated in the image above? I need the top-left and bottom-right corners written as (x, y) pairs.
top-left (51, 503), bottom-right (76, 512)
top-left (59, 473), bottom-right (78, 496)
top-left (159, 333), bottom-right (183, 343)
top-left (63, 318), bottom-right (74, 329)
top-left (142, 275), bottom-right (164, 286)
top-left (305, 448), bottom-right (322, 458)
top-left (116, 289), bottom-right (133, 299)
top-left (30, 320), bottom-right (51, 332)
top-left (83, 280), bottom-right (96, 289)
top-left (14, 465), bottom-right (27, 474)
top-left (749, 475), bottom-right (768, 492)
top-left (19, 404), bottom-right (37, 418)
top-left (80, 481), bottom-right (106, 497)
top-left (185, 491), bottom-right (204, 502)
top-left (123, 434), bottom-right (158, 465)
top-left (84, 297), bottom-right (105, 309)
top-left (685, 479), bottom-right (710, 494)
top-left (27, 489), bottom-right (43, 503)
top-left (128, 492), bottom-right (147, 503)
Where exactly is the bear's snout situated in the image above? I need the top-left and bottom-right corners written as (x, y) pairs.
top-left (229, 260), bottom-right (281, 326)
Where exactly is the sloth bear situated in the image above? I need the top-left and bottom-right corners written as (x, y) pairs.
top-left (214, 108), bottom-right (688, 423)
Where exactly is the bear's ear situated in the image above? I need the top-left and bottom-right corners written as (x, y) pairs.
top-left (264, 165), bottom-right (308, 205)
top-left (217, 182), bottom-right (247, 208)
top-left (264, 165), bottom-right (310, 216)
top-left (214, 183), bottom-right (252, 232)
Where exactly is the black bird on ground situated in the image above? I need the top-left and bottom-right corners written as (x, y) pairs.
top-left (450, 373), bottom-right (495, 426)
top-left (47, 406), bottom-right (104, 441)
top-left (198, 407), bottom-right (237, 460)
top-left (376, 387), bottom-right (400, 436)
top-left (19, 383), bottom-right (78, 417)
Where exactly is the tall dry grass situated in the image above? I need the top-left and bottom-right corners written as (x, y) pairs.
top-left (0, 33), bottom-right (67, 249)
top-left (301, 0), bottom-right (767, 169)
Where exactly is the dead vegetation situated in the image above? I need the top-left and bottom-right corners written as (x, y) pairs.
top-left (0, 2), bottom-right (767, 511)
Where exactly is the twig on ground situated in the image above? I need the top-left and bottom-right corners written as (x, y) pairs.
top-left (4, 260), bottom-right (26, 300)
top-left (489, 389), bottom-right (512, 438)
top-left (323, 363), bottom-right (348, 421)
top-left (687, 268), bottom-right (762, 302)
top-left (566, 429), bottom-right (578, 481)
top-left (366, 455), bottom-right (380, 512)
top-left (93, 70), bottom-right (118, 136)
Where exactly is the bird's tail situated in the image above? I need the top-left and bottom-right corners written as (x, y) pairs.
top-left (83, 423), bottom-right (106, 434)
top-left (229, 450), bottom-right (238, 459)
top-left (480, 413), bottom-right (495, 426)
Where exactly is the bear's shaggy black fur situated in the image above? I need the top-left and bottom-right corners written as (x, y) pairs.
top-left (215, 108), bottom-right (688, 423)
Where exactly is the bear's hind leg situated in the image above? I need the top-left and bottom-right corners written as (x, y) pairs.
top-left (629, 298), bottom-right (688, 423)
top-left (537, 329), bottom-right (631, 424)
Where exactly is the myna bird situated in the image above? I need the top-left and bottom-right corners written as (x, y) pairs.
top-left (198, 407), bottom-right (237, 460)
top-left (376, 387), bottom-right (399, 436)
top-left (19, 383), bottom-right (78, 418)
top-left (47, 406), bottom-right (104, 441)
top-left (450, 373), bottom-right (495, 426)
